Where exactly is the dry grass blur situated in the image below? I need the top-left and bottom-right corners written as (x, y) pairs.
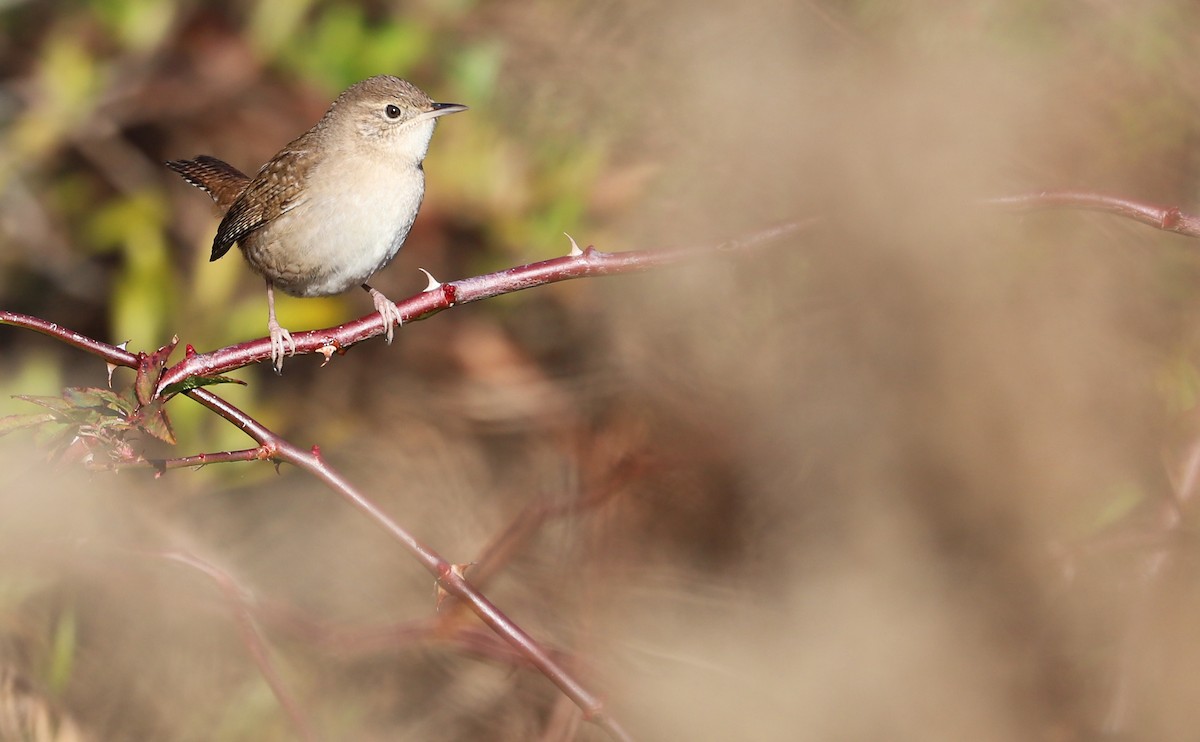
top-left (4, 1), bottom-right (1200, 740)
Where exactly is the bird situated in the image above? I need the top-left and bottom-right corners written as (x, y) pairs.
top-left (167, 75), bottom-right (467, 371)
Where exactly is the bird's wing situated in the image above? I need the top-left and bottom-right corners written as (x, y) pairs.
top-left (210, 148), bottom-right (312, 262)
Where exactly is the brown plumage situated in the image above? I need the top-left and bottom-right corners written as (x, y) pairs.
top-left (165, 156), bottom-right (249, 211)
top-left (167, 76), bottom-right (466, 372)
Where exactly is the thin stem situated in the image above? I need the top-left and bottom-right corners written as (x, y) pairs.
top-left (0, 311), bottom-right (139, 367)
top-left (986, 191), bottom-right (1200, 238)
top-left (156, 549), bottom-right (317, 742)
top-left (156, 221), bottom-right (814, 392)
top-left (184, 388), bottom-right (633, 741)
top-left (101, 447), bottom-right (275, 472)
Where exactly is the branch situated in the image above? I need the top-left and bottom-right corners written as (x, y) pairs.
top-left (105, 447), bottom-right (276, 473)
top-left (184, 388), bottom-right (634, 741)
top-left (156, 220), bottom-right (813, 391)
top-left (154, 549), bottom-right (317, 742)
top-left (987, 191), bottom-right (1200, 237)
top-left (0, 312), bottom-right (138, 367)
top-left (449, 455), bottom-right (641, 605)
top-left (2, 221), bottom-right (811, 392)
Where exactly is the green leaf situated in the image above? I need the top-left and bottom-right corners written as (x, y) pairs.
top-left (0, 413), bottom-right (57, 437)
top-left (135, 400), bottom-right (176, 445)
top-left (161, 374), bottom-right (246, 398)
top-left (12, 394), bottom-right (72, 412)
top-left (33, 422), bottom-right (72, 450)
top-left (62, 386), bottom-right (133, 414)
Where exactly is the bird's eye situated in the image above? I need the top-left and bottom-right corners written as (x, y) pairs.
top-left (385, 104), bottom-right (402, 119)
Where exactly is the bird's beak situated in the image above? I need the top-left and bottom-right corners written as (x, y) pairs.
top-left (429, 102), bottom-right (469, 117)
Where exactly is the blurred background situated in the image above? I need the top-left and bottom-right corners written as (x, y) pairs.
top-left (4, 0), bottom-right (1200, 739)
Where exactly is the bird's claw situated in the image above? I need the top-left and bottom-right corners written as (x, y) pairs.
top-left (368, 287), bottom-right (403, 345)
top-left (269, 321), bottom-right (296, 373)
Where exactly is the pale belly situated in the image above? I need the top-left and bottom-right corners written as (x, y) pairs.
top-left (242, 165), bottom-right (426, 297)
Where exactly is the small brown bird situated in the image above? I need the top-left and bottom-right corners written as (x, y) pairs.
top-left (168, 76), bottom-right (467, 371)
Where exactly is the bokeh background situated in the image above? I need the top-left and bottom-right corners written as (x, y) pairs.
top-left (5, 1), bottom-right (1200, 740)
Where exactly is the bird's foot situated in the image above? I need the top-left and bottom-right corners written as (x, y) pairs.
top-left (268, 319), bottom-right (296, 374)
top-left (367, 286), bottom-right (403, 345)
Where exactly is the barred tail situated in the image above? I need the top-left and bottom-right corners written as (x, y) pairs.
top-left (165, 156), bottom-right (250, 211)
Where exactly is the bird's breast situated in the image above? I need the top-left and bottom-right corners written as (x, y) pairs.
top-left (245, 158), bottom-right (426, 297)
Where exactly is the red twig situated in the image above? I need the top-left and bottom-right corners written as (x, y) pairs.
top-left (1, 222), bottom-right (812, 391)
top-left (247, 601), bottom-right (563, 668)
top-left (155, 221), bottom-right (813, 391)
top-left (457, 456), bottom-right (640, 600)
top-left (184, 388), bottom-right (633, 741)
top-left (987, 191), bottom-right (1200, 238)
top-left (0, 312), bottom-right (139, 367)
top-left (983, 190), bottom-right (1200, 734)
top-left (101, 446), bottom-right (275, 472)
top-left (155, 549), bottom-right (317, 742)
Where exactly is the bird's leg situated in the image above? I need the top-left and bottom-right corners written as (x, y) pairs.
top-left (363, 283), bottom-right (403, 345)
top-left (265, 280), bottom-right (296, 373)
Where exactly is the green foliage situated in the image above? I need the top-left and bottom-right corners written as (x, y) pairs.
top-left (0, 353), bottom-right (64, 419)
top-left (1087, 481), bottom-right (1150, 535)
top-left (1158, 354), bottom-right (1200, 414)
top-left (1, 385), bottom-right (143, 460)
top-left (160, 373), bottom-right (246, 397)
top-left (274, 5), bottom-right (433, 91)
top-left (46, 609), bottom-right (77, 696)
top-left (447, 40), bottom-right (502, 106)
top-left (248, 0), bottom-right (321, 58)
top-left (211, 676), bottom-right (297, 742)
top-left (91, 0), bottom-right (176, 51)
top-left (0, 365), bottom-right (245, 461)
top-left (7, 31), bottom-right (106, 163)
top-left (86, 192), bottom-right (176, 347)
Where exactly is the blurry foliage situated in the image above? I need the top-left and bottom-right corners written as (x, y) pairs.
top-left (92, 0), bottom-right (175, 51)
top-left (1157, 353), bottom-right (1200, 414)
top-left (8, 33), bottom-right (104, 162)
top-left (86, 192), bottom-right (175, 345)
top-left (272, 4), bottom-right (432, 89)
top-left (45, 608), bottom-right (76, 696)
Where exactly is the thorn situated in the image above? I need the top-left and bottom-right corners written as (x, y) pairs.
top-left (565, 232), bottom-right (583, 257)
top-left (419, 267), bottom-right (442, 291)
top-left (435, 563), bottom-right (473, 612)
top-left (310, 444), bottom-right (322, 462)
top-left (185, 344), bottom-right (197, 357)
top-left (107, 341), bottom-right (130, 387)
top-left (318, 344), bottom-right (336, 367)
